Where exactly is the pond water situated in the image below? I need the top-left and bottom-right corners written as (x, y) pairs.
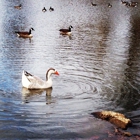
top-left (0, 0), bottom-right (140, 139)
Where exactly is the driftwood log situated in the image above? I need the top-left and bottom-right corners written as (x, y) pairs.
top-left (91, 111), bottom-right (132, 129)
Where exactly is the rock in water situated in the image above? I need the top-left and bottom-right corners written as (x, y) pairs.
top-left (91, 111), bottom-right (132, 129)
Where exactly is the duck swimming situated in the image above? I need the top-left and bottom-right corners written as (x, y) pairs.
top-left (15, 28), bottom-right (35, 38)
top-left (14, 4), bottom-right (22, 9)
top-left (22, 68), bottom-right (59, 89)
top-left (42, 7), bottom-right (47, 12)
top-left (59, 25), bottom-right (73, 35)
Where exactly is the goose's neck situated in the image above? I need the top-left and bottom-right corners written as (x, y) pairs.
top-left (46, 72), bottom-right (52, 81)
top-left (69, 27), bottom-right (71, 32)
top-left (29, 29), bottom-right (32, 34)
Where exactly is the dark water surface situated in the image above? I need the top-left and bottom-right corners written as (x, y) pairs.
top-left (0, 0), bottom-right (140, 139)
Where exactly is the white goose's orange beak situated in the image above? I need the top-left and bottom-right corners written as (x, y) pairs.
top-left (55, 71), bottom-right (59, 75)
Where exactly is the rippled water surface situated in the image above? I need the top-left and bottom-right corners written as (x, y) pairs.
top-left (0, 0), bottom-right (140, 139)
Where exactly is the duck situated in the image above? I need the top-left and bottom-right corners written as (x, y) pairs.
top-left (22, 68), bottom-right (59, 89)
top-left (121, 0), bottom-right (128, 5)
top-left (49, 6), bottom-right (54, 11)
top-left (108, 3), bottom-right (112, 8)
top-left (14, 4), bottom-right (22, 9)
top-left (91, 2), bottom-right (97, 6)
top-left (15, 28), bottom-right (35, 38)
top-left (42, 7), bottom-right (47, 12)
top-left (129, 1), bottom-right (138, 7)
top-left (59, 25), bottom-right (73, 35)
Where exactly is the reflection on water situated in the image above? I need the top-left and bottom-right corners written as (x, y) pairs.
top-left (22, 87), bottom-right (53, 104)
top-left (0, 0), bottom-right (140, 139)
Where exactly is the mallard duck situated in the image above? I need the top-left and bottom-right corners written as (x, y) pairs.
top-left (22, 68), bottom-right (59, 89)
top-left (15, 28), bottom-right (35, 38)
top-left (59, 25), bottom-right (73, 35)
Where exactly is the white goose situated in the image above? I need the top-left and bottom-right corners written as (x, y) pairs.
top-left (22, 68), bottom-right (59, 89)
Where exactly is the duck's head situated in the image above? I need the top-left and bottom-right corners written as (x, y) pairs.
top-left (46, 68), bottom-right (59, 80)
top-left (69, 25), bottom-right (73, 29)
top-left (30, 28), bottom-right (35, 31)
top-left (49, 7), bottom-right (54, 10)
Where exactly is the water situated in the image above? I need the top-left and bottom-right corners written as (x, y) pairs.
top-left (0, 0), bottom-right (140, 139)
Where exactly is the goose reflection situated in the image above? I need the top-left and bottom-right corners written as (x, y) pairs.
top-left (22, 87), bottom-right (53, 104)
top-left (60, 34), bottom-right (72, 40)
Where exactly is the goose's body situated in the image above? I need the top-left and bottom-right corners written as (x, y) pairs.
top-left (42, 7), bottom-right (47, 12)
top-left (59, 25), bottom-right (73, 35)
top-left (22, 68), bottom-right (59, 89)
top-left (91, 2), bottom-right (97, 6)
top-left (49, 7), bottom-right (54, 11)
top-left (14, 4), bottom-right (22, 9)
top-left (15, 28), bottom-right (34, 38)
